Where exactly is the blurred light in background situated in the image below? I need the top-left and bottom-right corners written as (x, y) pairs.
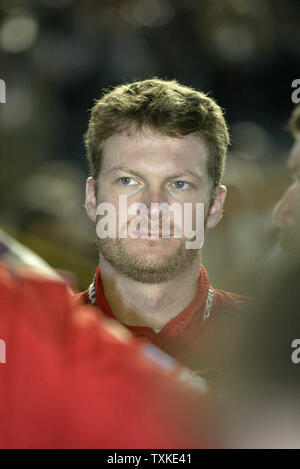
top-left (18, 161), bottom-right (91, 241)
top-left (212, 25), bottom-right (256, 63)
top-left (40, 0), bottom-right (73, 9)
top-left (196, 0), bottom-right (273, 65)
top-left (32, 33), bottom-right (98, 82)
top-left (231, 121), bottom-right (271, 160)
top-left (120, 0), bottom-right (175, 27)
top-left (0, 12), bottom-right (39, 53)
top-left (0, 86), bottom-right (33, 129)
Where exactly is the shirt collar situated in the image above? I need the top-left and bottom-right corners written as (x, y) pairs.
top-left (88, 264), bottom-right (214, 340)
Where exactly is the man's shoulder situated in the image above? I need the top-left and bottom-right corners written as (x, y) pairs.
top-left (212, 287), bottom-right (254, 316)
top-left (73, 289), bottom-right (89, 307)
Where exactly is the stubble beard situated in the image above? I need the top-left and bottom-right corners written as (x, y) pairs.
top-left (96, 235), bottom-right (201, 283)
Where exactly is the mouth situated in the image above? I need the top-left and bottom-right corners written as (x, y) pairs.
top-left (129, 230), bottom-right (173, 239)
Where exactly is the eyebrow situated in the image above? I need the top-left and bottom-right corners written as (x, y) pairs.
top-left (106, 165), bottom-right (203, 181)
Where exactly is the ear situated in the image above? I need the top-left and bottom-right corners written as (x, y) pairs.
top-left (85, 177), bottom-right (97, 223)
top-left (206, 185), bottom-right (227, 230)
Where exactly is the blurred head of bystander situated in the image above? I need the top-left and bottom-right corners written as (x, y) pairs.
top-left (273, 105), bottom-right (300, 261)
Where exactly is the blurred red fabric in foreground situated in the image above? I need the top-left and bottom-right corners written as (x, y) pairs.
top-left (0, 264), bottom-right (216, 449)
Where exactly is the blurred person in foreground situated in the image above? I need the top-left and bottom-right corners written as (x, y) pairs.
top-left (0, 227), bottom-right (59, 280)
top-left (273, 104), bottom-right (300, 262)
top-left (76, 78), bottom-right (252, 379)
top-left (0, 262), bottom-right (216, 449)
top-left (0, 227), bottom-right (78, 291)
top-left (222, 104), bottom-right (300, 448)
top-left (224, 263), bottom-right (300, 448)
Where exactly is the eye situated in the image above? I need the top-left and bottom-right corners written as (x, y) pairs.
top-left (119, 177), bottom-right (137, 186)
top-left (172, 180), bottom-right (191, 191)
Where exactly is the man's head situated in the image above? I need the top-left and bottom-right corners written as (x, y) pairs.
top-left (85, 78), bottom-right (229, 283)
top-left (273, 105), bottom-right (300, 256)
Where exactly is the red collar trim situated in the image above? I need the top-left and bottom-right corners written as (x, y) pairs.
top-left (91, 264), bottom-right (212, 341)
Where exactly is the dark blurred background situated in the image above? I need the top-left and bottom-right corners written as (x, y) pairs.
top-left (0, 0), bottom-right (299, 291)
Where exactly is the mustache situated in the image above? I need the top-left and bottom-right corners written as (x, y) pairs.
top-left (125, 216), bottom-right (177, 233)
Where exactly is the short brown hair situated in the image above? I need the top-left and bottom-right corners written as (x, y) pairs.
top-left (84, 78), bottom-right (230, 192)
top-left (288, 104), bottom-right (300, 138)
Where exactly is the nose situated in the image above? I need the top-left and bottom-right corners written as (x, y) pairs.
top-left (142, 187), bottom-right (168, 209)
top-left (140, 188), bottom-right (170, 225)
top-left (273, 190), bottom-right (296, 229)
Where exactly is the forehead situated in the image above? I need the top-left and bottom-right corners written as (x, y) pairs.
top-left (101, 128), bottom-right (208, 177)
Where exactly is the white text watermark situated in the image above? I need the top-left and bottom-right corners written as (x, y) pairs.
top-left (291, 79), bottom-right (300, 104)
top-left (0, 79), bottom-right (6, 104)
top-left (96, 196), bottom-right (205, 249)
top-left (0, 339), bottom-right (6, 364)
top-left (291, 339), bottom-right (300, 364)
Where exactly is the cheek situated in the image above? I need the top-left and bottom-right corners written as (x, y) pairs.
top-left (176, 200), bottom-right (208, 232)
top-left (292, 188), bottom-right (300, 218)
top-left (293, 183), bottom-right (300, 198)
top-left (198, 191), bottom-right (212, 216)
top-left (286, 184), bottom-right (300, 212)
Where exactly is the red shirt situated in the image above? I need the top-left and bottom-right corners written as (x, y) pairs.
top-left (75, 264), bottom-right (252, 374)
top-left (0, 264), bottom-right (215, 448)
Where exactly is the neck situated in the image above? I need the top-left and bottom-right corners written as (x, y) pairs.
top-left (98, 255), bottom-right (202, 331)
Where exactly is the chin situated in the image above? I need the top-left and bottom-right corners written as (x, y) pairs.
top-left (128, 237), bottom-right (180, 253)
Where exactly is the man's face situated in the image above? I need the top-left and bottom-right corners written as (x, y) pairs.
top-left (273, 138), bottom-right (300, 256)
top-left (86, 127), bottom-right (226, 283)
